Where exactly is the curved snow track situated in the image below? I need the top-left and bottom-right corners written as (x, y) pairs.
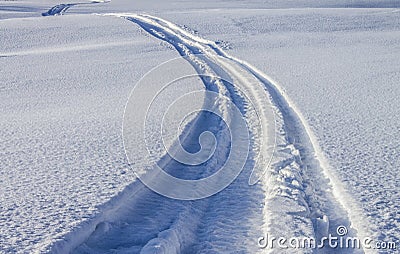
top-left (42, 5), bottom-right (370, 254)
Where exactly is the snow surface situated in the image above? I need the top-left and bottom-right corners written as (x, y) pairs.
top-left (0, 14), bottom-right (178, 253)
top-left (0, 0), bottom-right (399, 253)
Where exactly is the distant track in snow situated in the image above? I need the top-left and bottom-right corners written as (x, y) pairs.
top-left (41, 1), bottom-right (109, 16)
top-left (41, 4), bottom-right (371, 253)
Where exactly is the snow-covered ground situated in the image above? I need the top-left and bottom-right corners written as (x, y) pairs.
top-left (0, 13), bottom-right (177, 253)
top-left (0, 0), bottom-right (399, 253)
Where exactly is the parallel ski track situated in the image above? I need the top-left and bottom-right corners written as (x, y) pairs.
top-left (41, 4), bottom-right (370, 254)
